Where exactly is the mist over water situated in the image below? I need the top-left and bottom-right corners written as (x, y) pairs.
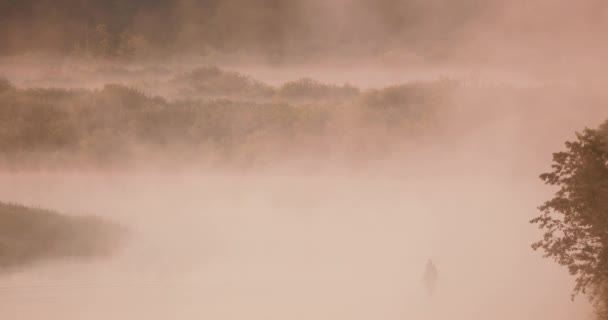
top-left (0, 169), bottom-right (587, 320)
top-left (1, 93), bottom-right (605, 319)
top-left (2, 1), bottom-right (608, 319)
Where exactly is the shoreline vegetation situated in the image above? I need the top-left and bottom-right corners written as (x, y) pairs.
top-left (0, 201), bottom-right (125, 270)
top-left (0, 67), bottom-right (457, 170)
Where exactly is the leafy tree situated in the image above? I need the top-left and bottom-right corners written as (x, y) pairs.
top-left (531, 121), bottom-right (608, 313)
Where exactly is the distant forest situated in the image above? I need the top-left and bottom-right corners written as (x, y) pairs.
top-left (0, 0), bottom-right (492, 59)
top-left (3, 1), bottom-right (606, 62)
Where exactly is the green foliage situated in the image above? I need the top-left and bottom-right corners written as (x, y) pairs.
top-left (278, 78), bottom-right (359, 101)
top-left (363, 83), bottom-right (434, 110)
top-left (531, 121), bottom-right (608, 316)
top-left (0, 202), bottom-right (124, 268)
top-left (0, 71), bottom-right (452, 167)
top-left (170, 67), bottom-right (275, 99)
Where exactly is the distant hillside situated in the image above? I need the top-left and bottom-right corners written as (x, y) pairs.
top-left (0, 202), bottom-right (124, 269)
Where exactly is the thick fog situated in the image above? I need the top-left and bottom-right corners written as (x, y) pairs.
top-left (1, 86), bottom-right (606, 319)
top-left (1, 0), bottom-right (608, 319)
top-left (0, 171), bottom-right (591, 320)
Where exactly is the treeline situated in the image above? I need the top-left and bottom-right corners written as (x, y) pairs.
top-left (0, 70), bottom-right (456, 168)
top-left (532, 120), bottom-right (608, 319)
top-left (168, 67), bottom-right (360, 101)
top-left (0, 0), bottom-right (484, 59)
top-left (0, 202), bottom-right (124, 268)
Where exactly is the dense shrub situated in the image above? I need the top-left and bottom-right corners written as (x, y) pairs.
top-left (0, 202), bottom-right (124, 268)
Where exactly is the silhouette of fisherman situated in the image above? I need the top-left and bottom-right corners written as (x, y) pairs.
top-left (423, 259), bottom-right (438, 296)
